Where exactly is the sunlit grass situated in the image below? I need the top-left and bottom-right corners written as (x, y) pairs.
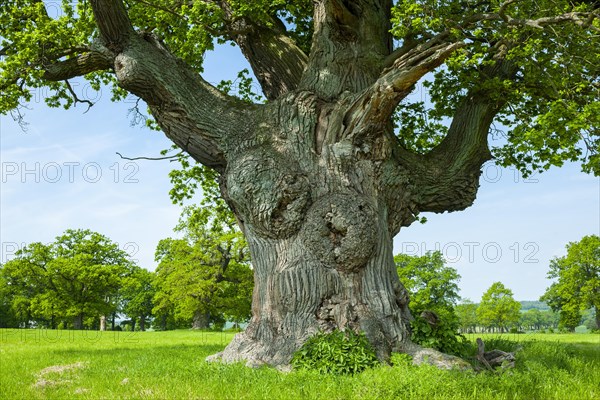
top-left (1, 329), bottom-right (598, 399)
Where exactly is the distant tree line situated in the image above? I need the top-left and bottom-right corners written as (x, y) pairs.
top-left (0, 207), bottom-right (253, 331)
top-left (396, 245), bottom-right (597, 344)
top-left (455, 297), bottom-right (561, 334)
top-left (2, 229), bottom-right (596, 338)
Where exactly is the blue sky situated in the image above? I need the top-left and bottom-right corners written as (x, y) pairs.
top-left (1, 43), bottom-right (598, 302)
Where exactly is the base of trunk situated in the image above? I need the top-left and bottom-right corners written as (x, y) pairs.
top-left (207, 331), bottom-right (471, 371)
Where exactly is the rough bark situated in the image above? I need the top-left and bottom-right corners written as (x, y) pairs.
top-left (207, 91), bottom-right (468, 368)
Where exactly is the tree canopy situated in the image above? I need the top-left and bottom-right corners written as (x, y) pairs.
top-left (1, 0), bottom-right (598, 176)
top-left (541, 234), bottom-right (600, 331)
top-left (153, 204), bottom-right (253, 329)
top-left (455, 299), bottom-right (478, 333)
top-left (120, 266), bottom-right (155, 331)
top-left (0, 229), bottom-right (135, 329)
top-left (477, 281), bottom-right (521, 332)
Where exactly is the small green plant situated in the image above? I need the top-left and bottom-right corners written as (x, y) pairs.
top-left (390, 352), bottom-right (414, 367)
top-left (410, 309), bottom-right (470, 356)
top-left (291, 330), bottom-right (380, 375)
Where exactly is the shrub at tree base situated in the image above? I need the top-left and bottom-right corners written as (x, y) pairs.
top-left (291, 330), bottom-right (380, 375)
top-left (410, 309), bottom-right (470, 356)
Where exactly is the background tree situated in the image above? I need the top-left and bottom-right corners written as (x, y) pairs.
top-left (1, 0), bottom-right (598, 366)
top-left (121, 266), bottom-right (155, 331)
top-left (582, 308), bottom-right (598, 332)
top-left (541, 310), bottom-right (561, 331)
top-left (540, 235), bottom-right (600, 331)
top-left (395, 251), bottom-right (464, 353)
top-left (519, 308), bottom-right (544, 331)
top-left (153, 205), bottom-right (253, 330)
top-left (0, 266), bottom-right (20, 328)
top-left (455, 299), bottom-right (478, 334)
top-left (0, 229), bottom-right (135, 329)
top-left (477, 282), bottom-right (521, 332)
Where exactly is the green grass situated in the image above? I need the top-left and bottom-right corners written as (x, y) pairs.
top-left (1, 329), bottom-right (598, 399)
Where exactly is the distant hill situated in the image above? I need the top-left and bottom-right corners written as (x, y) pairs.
top-left (519, 301), bottom-right (550, 311)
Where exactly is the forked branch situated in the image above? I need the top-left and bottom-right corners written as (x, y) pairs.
top-left (344, 36), bottom-right (463, 143)
top-left (208, 1), bottom-right (308, 100)
top-left (414, 61), bottom-right (517, 213)
top-left (42, 51), bottom-right (113, 81)
top-left (86, 0), bottom-right (255, 171)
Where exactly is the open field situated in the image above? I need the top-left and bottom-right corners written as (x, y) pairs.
top-left (0, 329), bottom-right (598, 400)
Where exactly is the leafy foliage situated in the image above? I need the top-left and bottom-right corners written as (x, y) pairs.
top-left (1, 0), bottom-right (597, 175)
top-left (395, 251), bottom-right (467, 354)
top-left (519, 308), bottom-right (560, 332)
top-left (0, 0), bottom-right (311, 113)
top-left (153, 204), bottom-right (253, 329)
top-left (540, 235), bottom-right (600, 331)
top-left (477, 282), bottom-right (522, 332)
top-left (455, 299), bottom-right (479, 333)
top-left (291, 330), bottom-right (380, 375)
top-left (0, 229), bottom-right (136, 328)
top-left (120, 266), bottom-right (155, 330)
top-left (390, 0), bottom-right (600, 176)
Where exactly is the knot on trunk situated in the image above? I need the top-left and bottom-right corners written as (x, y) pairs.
top-left (226, 149), bottom-right (311, 239)
top-left (301, 193), bottom-right (377, 272)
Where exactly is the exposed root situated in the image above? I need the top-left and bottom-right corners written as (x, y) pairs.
top-left (402, 343), bottom-right (473, 371)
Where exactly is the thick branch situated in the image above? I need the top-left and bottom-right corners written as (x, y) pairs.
top-left (499, 8), bottom-right (599, 30)
top-left (414, 61), bottom-right (517, 213)
top-left (232, 25), bottom-right (308, 101)
top-left (461, 6), bottom-right (600, 32)
top-left (344, 37), bottom-right (464, 143)
top-left (90, 0), bottom-right (135, 48)
top-left (211, 1), bottom-right (308, 100)
top-left (116, 151), bottom-right (183, 161)
top-left (42, 51), bottom-right (112, 81)
top-left (300, 0), bottom-right (394, 98)
top-left (84, 0), bottom-right (255, 170)
top-left (109, 33), bottom-right (254, 170)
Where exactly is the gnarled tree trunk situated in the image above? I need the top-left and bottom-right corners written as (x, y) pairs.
top-left (79, 0), bottom-right (508, 369)
top-left (211, 93), bottom-right (415, 366)
top-left (207, 88), bottom-right (482, 368)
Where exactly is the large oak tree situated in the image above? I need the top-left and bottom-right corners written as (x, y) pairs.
top-left (1, 0), bottom-right (598, 367)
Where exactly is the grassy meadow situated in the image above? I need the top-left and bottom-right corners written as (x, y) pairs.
top-left (0, 329), bottom-right (598, 399)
